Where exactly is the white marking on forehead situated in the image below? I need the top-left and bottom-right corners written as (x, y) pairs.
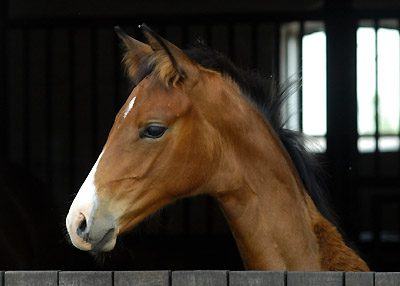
top-left (123, 96), bottom-right (136, 119)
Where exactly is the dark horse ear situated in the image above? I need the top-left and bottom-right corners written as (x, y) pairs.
top-left (115, 26), bottom-right (153, 83)
top-left (140, 24), bottom-right (199, 87)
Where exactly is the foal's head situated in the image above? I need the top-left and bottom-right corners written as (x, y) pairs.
top-left (66, 26), bottom-right (234, 252)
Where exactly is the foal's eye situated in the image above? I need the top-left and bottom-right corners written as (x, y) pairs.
top-left (140, 125), bottom-right (168, 139)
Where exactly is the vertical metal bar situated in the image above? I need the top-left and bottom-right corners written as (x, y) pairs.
top-left (23, 28), bottom-right (31, 167)
top-left (204, 24), bottom-right (212, 46)
top-left (182, 24), bottom-right (188, 49)
top-left (398, 18), bottom-right (400, 177)
top-left (0, 0), bottom-right (8, 160)
top-left (372, 195), bottom-right (382, 260)
top-left (113, 30), bottom-right (122, 115)
top-left (298, 21), bottom-right (305, 133)
top-left (90, 27), bottom-right (99, 159)
top-left (325, 0), bottom-right (358, 234)
top-left (45, 29), bottom-right (53, 187)
top-left (274, 22), bottom-right (281, 78)
top-left (374, 19), bottom-right (380, 176)
top-left (228, 22), bottom-right (235, 60)
top-left (68, 28), bottom-right (76, 190)
top-left (251, 22), bottom-right (258, 70)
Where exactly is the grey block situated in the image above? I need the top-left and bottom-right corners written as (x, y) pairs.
top-left (287, 271), bottom-right (344, 286)
top-left (376, 272), bottom-right (400, 286)
top-left (1, 272), bottom-right (3, 286)
top-left (229, 271), bottom-right (285, 286)
top-left (172, 271), bottom-right (227, 286)
top-left (114, 271), bottom-right (170, 286)
top-left (5, 271), bottom-right (58, 286)
top-left (59, 271), bottom-right (112, 286)
top-left (345, 272), bottom-right (374, 286)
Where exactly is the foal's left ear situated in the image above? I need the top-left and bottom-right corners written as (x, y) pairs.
top-left (140, 24), bottom-right (199, 87)
top-left (115, 26), bottom-right (153, 84)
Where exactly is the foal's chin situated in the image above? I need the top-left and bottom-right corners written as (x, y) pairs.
top-left (90, 233), bottom-right (118, 254)
top-left (73, 237), bottom-right (117, 254)
top-left (68, 227), bottom-right (118, 253)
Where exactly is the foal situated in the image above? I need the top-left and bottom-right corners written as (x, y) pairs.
top-left (66, 25), bottom-right (369, 271)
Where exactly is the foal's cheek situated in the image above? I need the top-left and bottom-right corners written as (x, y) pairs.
top-left (171, 152), bottom-right (211, 196)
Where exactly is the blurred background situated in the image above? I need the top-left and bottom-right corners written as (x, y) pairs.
top-left (2, 0), bottom-right (400, 271)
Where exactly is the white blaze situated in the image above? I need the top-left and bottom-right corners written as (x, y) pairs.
top-left (66, 150), bottom-right (105, 233)
top-left (123, 96), bottom-right (136, 119)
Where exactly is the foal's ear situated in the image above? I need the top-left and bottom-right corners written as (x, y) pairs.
top-left (140, 24), bottom-right (199, 87)
top-left (115, 26), bottom-right (153, 83)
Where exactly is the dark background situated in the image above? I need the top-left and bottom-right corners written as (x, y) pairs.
top-left (2, 0), bottom-right (400, 271)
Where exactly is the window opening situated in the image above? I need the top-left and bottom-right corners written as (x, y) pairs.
top-left (357, 19), bottom-right (400, 153)
top-left (281, 21), bottom-right (327, 153)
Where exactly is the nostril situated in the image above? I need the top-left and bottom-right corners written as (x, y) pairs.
top-left (78, 218), bottom-right (87, 232)
top-left (76, 216), bottom-right (89, 240)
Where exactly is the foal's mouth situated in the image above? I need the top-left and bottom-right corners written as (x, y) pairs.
top-left (90, 227), bottom-right (117, 253)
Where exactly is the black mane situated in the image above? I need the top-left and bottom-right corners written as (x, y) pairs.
top-left (184, 44), bottom-right (336, 224)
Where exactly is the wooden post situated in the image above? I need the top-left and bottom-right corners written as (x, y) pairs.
top-left (5, 271), bottom-right (58, 286)
top-left (59, 271), bottom-right (112, 286)
top-left (230, 271), bottom-right (285, 286)
top-left (375, 273), bottom-right (400, 286)
top-left (345, 272), bottom-right (375, 286)
top-left (287, 271), bottom-right (344, 286)
top-left (172, 271), bottom-right (227, 286)
top-left (114, 271), bottom-right (170, 286)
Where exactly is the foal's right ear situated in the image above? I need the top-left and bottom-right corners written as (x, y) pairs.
top-left (115, 26), bottom-right (153, 83)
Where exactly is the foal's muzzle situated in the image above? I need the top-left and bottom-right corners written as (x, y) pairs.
top-left (66, 207), bottom-right (118, 253)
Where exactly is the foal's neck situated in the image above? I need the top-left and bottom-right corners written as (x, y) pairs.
top-left (210, 100), bottom-right (321, 270)
top-left (210, 105), bottom-right (369, 271)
